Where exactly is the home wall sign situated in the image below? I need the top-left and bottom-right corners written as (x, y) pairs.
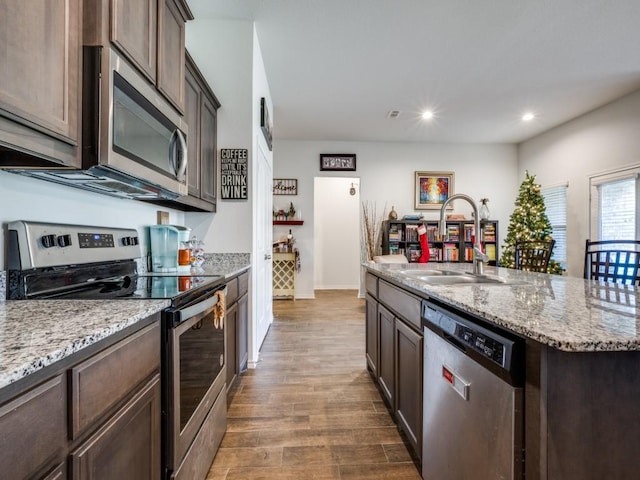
top-left (260, 98), bottom-right (273, 151)
top-left (273, 178), bottom-right (298, 195)
top-left (220, 148), bottom-right (248, 200)
top-left (320, 153), bottom-right (356, 171)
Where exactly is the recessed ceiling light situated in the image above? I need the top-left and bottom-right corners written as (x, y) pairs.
top-left (421, 110), bottom-right (434, 120)
top-left (522, 112), bottom-right (535, 122)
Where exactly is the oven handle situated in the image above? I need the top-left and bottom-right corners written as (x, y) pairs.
top-left (178, 287), bottom-right (227, 322)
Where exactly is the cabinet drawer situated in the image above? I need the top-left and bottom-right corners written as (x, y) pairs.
top-left (238, 271), bottom-right (249, 296)
top-left (70, 322), bottom-right (160, 439)
top-left (366, 272), bottom-right (378, 297)
top-left (226, 277), bottom-right (239, 305)
top-left (0, 375), bottom-right (66, 479)
top-left (378, 280), bottom-right (421, 331)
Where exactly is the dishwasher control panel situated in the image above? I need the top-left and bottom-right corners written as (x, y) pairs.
top-left (422, 300), bottom-right (515, 371)
top-left (455, 323), bottom-right (505, 366)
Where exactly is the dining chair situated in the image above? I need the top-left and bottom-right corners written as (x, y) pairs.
top-left (514, 239), bottom-right (555, 273)
top-left (584, 239), bottom-right (640, 285)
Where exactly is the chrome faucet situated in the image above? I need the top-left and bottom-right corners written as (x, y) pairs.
top-left (438, 193), bottom-right (489, 276)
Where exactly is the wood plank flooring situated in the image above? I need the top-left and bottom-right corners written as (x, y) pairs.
top-left (207, 290), bottom-right (421, 479)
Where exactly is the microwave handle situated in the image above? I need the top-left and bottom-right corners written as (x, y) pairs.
top-left (169, 129), bottom-right (188, 182)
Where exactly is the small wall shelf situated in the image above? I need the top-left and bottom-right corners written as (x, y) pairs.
top-left (273, 220), bottom-right (304, 225)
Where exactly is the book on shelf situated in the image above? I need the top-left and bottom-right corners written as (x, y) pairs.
top-left (446, 224), bottom-right (460, 242)
top-left (426, 224), bottom-right (438, 242)
top-left (463, 223), bottom-right (475, 242)
top-left (485, 243), bottom-right (496, 261)
top-left (443, 243), bottom-right (459, 261)
top-left (429, 247), bottom-right (442, 262)
top-left (482, 223), bottom-right (496, 242)
top-left (405, 224), bottom-right (419, 242)
top-left (464, 246), bottom-right (473, 261)
top-left (389, 244), bottom-right (400, 254)
top-left (408, 246), bottom-right (422, 262)
top-left (388, 223), bottom-right (403, 242)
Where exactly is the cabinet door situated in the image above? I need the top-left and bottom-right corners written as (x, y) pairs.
top-left (0, 375), bottom-right (66, 479)
top-left (184, 65), bottom-right (201, 198)
top-left (157, 0), bottom-right (186, 112)
top-left (365, 295), bottom-right (378, 376)
top-left (395, 319), bottom-right (423, 460)
top-left (199, 95), bottom-right (218, 205)
top-left (0, 0), bottom-right (81, 166)
top-left (70, 375), bottom-right (161, 480)
top-left (238, 293), bottom-right (249, 373)
top-left (111, 0), bottom-right (157, 83)
top-left (225, 302), bottom-right (238, 394)
top-left (377, 305), bottom-right (395, 408)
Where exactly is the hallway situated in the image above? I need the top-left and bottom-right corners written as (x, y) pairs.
top-left (206, 290), bottom-right (421, 479)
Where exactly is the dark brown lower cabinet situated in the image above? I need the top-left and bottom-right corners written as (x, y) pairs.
top-left (225, 301), bottom-right (238, 390)
top-left (365, 295), bottom-right (378, 376)
top-left (395, 319), bottom-right (423, 458)
top-left (70, 375), bottom-right (161, 479)
top-left (0, 375), bottom-right (67, 479)
top-left (225, 270), bottom-right (250, 400)
top-left (367, 275), bottom-right (423, 464)
top-left (0, 315), bottom-right (161, 480)
top-left (377, 304), bottom-right (395, 407)
top-left (238, 292), bottom-right (249, 372)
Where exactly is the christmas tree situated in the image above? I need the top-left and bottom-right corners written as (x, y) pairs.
top-left (500, 171), bottom-right (564, 275)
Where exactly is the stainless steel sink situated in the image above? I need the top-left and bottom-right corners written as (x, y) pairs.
top-left (399, 269), bottom-right (466, 277)
top-left (400, 270), bottom-right (526, 286)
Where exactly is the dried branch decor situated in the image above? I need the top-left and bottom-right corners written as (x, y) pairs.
top-left (361, 201), bottom-right (387, 261)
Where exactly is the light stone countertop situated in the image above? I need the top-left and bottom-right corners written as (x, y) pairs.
top-left (0, 299), bottom-right (169, 389)
top-left (366, 262), bottom-right (640, 352)
top-left (0, 254), bottom-right (250, 392)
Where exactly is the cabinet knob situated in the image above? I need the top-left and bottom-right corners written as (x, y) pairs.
top-left (265, 253), bottom-right (272, 260)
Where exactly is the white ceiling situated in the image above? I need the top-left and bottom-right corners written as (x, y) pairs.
top-left (187, 0), bottom-right (640, 144)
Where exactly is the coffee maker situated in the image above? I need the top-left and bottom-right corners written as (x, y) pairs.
top-left (149, 225), bottom-right (192, 272)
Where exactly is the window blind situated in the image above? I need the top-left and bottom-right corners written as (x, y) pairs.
top-left (542, 184), bottom-right (567, 266)
top-left (599, 178), bottom-right (635, 240)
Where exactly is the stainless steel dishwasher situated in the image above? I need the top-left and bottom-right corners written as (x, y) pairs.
top-left (422, 299), bottom-right (524, 480)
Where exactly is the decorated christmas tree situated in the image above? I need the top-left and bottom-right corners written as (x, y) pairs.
top-left (500, 171), bottom-right (564, 275)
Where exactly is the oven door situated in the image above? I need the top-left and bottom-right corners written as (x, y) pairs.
top-left (165, 289), bottom-right (226, 474)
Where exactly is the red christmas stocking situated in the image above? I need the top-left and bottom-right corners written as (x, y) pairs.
top-left (417, 224), bottom-right (430, 263)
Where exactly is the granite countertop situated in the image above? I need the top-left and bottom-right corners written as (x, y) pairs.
top-left (0, 299), bottom-right (169, 390)
top-left (366, 262), bottom-right (640, 352)
top-left (0, 253), bottom-right (250, 392)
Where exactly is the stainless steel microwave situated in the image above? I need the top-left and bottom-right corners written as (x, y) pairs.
top-left (2, 46), bottom-right (188, 200)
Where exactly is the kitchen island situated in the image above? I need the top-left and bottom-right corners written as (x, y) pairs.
top-left (365, 262), bottom-right (640, 480)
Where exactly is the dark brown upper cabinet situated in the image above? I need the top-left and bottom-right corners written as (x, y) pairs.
top-left (85, 0), bottom-right (193, 114)
top-left (0, 0), bottom-right (82, 168)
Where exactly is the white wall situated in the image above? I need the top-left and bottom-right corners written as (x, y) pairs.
top-left (0, 169), bottom-right (185, 269)
top-left (518, 89), bottom-right (640, 277)
top-left (274, 140), bottom-right (519, 298)
top-left (185, 19), bottom-right (254, 252)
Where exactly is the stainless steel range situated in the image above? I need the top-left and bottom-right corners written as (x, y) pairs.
top-left (7, 221), bottom-right (227, 480)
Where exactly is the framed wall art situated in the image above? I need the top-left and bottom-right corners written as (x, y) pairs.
top-left (414, 171), bottom-right (455, 210)
top-left (320, 153), bottom-right (356, 171)
top-left (260, 97), bottom-right (273, 151)
top-left (273, 178), bottom-right (298, 195)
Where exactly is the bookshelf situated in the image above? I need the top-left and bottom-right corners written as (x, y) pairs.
top-left (381, 219), bottom-right (499, 265)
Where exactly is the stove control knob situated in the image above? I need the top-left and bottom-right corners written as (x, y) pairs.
top-left (122, 236), bottom-right (139, 246)
top-left (57, 234), bottom-right (72, 247)
top-left (41, 234), bottom-right (57, 248)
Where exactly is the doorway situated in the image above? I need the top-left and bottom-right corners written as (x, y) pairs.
top-left (313, 177), bottom-right (361, 290)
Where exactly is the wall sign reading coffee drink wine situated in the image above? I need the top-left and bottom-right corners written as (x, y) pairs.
top-left (220, 148), bottom-right (248, 200)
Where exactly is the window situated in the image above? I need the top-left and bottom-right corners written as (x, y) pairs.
top-left (590, 166), bottom-right (640, 241)
top-left (542, 184), bottom-right (567, 268)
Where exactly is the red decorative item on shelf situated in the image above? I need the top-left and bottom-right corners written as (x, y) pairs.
top-left (417, 224), bottom-right (430, 263)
